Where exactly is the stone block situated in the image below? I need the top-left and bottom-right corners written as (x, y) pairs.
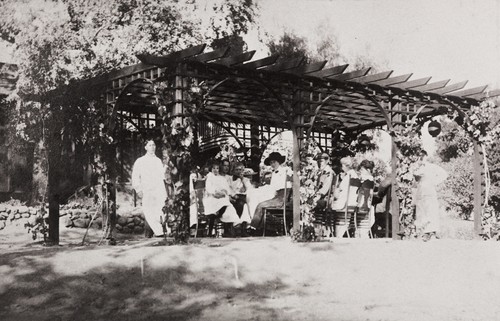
top-left (73, 218), bottom-right (89, 228)
top-left (65, 217), bottom-right (74, 228)
top-left (117, 217), bottom-right (127, 226)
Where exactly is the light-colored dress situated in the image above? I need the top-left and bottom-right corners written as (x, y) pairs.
top-left (203, 172), bottom-right (241, 224)
top-left (132, 154), bottom-right (166, 236)
top-left (414, 161), bottom-right (448, 234)
top-left (332, 169), bottom-right (359, 210)
top-left (229, 176), bottom-right (253, 223)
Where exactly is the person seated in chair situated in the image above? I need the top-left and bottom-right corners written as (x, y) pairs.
top-left (203, 160), bottom-right (241, 237)
top-left (249, 152), bottom-right (292, 232)
top-left (229, 162), bottom-right (254, 234)
top-left (313, 152), bottom-right (334, 236)
top-left (331, 156), bottom-right (358, 211)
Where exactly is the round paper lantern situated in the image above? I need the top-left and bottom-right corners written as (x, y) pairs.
top-left (428, 120), bottom-right (441, 137)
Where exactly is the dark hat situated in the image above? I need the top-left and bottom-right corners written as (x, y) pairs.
top-left (315, 152), bottom-right (330, 161)
top-left (358, 159), bottom-right (375, 171)
top-left (264, 152), bottom-right (286, 166)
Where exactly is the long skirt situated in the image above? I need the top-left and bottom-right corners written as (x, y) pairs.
top-left (203, 195), bottom-right (241, 224)
top-left (250, 189), bottom-right (286, 229)
top-left (415, 194), bottom-right (441, 234)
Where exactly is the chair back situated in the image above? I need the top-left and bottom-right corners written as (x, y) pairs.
top-left (346, 178), bottom-right (362, 207)
top-left (357, 180), bottom-right (375, 213)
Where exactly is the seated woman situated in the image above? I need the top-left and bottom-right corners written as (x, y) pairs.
top-left (331, 156), bottom-right (359, 211)
top-left (229, 162), bottom-right (254, 229)
top-left (203, 160), bottom-right (241, 236)
top-left (250, 152), bottom-right (292, 231)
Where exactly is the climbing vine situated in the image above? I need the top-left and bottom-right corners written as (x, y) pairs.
top-left (393, 126), bottom-right (426, 238)
top-left (291, 138), bottom-right (321, 242)
top-left (156, 79), bottom-right (204, 243)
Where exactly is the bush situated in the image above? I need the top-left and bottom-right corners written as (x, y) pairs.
top-left (439, 156), bottom-right (474, 219)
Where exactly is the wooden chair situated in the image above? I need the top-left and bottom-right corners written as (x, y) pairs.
top-left (262, 177), bottom-right (293, 237)
top-left (333, 177), bottom-right (362, 238)
top-left (191, 179), bottom-right (209, 238)
top-left (354, 180), bottom-right (375, 238)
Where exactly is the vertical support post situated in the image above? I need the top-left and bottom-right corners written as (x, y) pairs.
top-left (391, 135), bottom-right (400, 239)
top-left (47, 130), bottom-right (61, 245)
top-left (472, 141), bottom-right (482, 236)
top-left (291, 89), bottom-right (303, 232)
top-left (250, 124), bottom-right (261, 183)
top-left (389, 100), bottom-right (401, 240)
top-left (291, 124), bottom-right (301, 230)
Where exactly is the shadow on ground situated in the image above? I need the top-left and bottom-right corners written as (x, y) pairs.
top-left (0, 242), bottom-right (293, 321)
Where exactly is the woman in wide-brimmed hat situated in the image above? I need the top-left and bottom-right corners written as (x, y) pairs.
top-left (249, 152), bottom-right (292, 232)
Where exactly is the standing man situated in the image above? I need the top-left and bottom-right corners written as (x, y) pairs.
top-left (132, 140), bottom-right (167, 237)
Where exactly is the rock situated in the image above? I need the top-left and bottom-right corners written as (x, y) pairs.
top-left (122, 226), bottom-right (132, 234)
top-left (133, 217), bottom-right (142, 226)
top-left (115, 224), bottom-right (123, 231)
top-left (133, 226), bottom-right (144, 234)
top-left (14, 213), bottom-right (21, 220)
top-left (0, 221), bottom-right (5, 230)
top-left (117, 217), bottom-right (127, 226)
top-left (22, 213), bottom-right (31, 218)
top-left (92, 217), bottom-right (103, 228)
top-left (18, 206), bottom-right (29, 214)
top-left (0, 205), bottom-right (6, 212)
top-left (126, 223), bottom-right (135, 230)
top-left (65, 217), bottom-right (74, 228)
top-left (0, 213), bottom-right (8, 220)
top-left (126, 217), bottom-right (134, 224)
top-left (72, 210), bottom-right (82, 218)
top-left (73, 218), bottom-right (88, 228)
top-left (29, 208), bottom-right (38, 215)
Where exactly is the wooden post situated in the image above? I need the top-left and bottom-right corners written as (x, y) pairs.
top-left (291, 124), bottom-right (301, 230)
top-left (472, 141), bottom-right (482, 236)
top-left (291, 89), bottom-right (304, 231)
top-left (250, 124), bottom-right (261, 183)
top-left (391, 135), bottom-right (400, 239)
top-left (47, 131), bottom-right (61, 245)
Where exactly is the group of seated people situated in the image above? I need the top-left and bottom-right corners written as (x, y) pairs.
top-left (189, 151), bottom-right (380, 238)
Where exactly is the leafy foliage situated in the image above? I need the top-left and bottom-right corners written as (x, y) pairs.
top-left (394, 127), bottom-right (426, 238)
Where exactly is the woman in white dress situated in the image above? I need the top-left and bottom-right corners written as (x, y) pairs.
top-left (203, 160), bottom-right (241, 236)
top-left (414, 152), bottom-right (448, 240)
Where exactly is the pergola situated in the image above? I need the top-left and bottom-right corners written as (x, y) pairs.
top-left (85, 44), bottom-right (500, 239)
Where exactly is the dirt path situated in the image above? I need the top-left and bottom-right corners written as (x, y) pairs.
top-left (1, 225), bottom-right (500, 321)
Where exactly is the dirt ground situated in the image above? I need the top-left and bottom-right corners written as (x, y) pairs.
top-left (1, 219), bottom-right (500, 321)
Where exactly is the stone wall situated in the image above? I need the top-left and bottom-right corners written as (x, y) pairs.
top-left (0, 203), bottom-right (146, 234)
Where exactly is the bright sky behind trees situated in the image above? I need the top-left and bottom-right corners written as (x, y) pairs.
top-left (245, 0), bottom-right (500, 89)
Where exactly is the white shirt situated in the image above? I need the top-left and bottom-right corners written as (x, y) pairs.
top-left (132, 154), bottom-right (166, 196)
top-left (269, 166), bottom-right (292, 193)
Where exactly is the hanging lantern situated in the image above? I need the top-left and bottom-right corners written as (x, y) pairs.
top-left (428, 120), bottom-right (441, 137)
top-left (358, 134), bottom-right (371, 146)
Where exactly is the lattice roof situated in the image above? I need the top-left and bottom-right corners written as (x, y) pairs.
top-left (96, 44), bottom-right (499, 134)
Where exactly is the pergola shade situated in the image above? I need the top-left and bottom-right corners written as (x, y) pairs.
top-left (93, 44), bottom-right (499, 137)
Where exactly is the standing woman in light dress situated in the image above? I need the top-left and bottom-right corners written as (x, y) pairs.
top-left (203, 160), bottom-right (241, 236)
top-left (132, 140), bottom-right (167, 237)
top-left (413, 151), bottom-right (448, 241)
